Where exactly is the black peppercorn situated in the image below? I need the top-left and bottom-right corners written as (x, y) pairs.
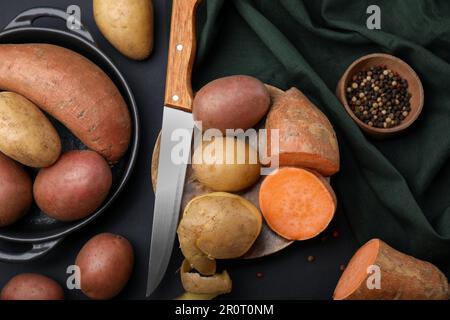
top-left (346, 66), bottom-right (412, 128)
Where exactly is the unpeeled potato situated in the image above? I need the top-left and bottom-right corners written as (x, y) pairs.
top-left (0, 92), bottom-right (61, 168)
top-left (1, 273), bottom-right (64, 300)
top-left (177, 193), bottom-right (262, 274)
top-left (0, 153), bottom-right (32, 227)
top-left (192, 136), bottom-right (261, 192)
top-left (94, 0), bottom-right (153, 60)
top-left (193, 75), bottom-right (271, 132)
top-left (33, 150), bottom-right (112, 222)
top-left (75, 233), bottom-right (134, 300)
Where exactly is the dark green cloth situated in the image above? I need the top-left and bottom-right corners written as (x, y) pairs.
top-left (191, 0), bottom-right (450, 271)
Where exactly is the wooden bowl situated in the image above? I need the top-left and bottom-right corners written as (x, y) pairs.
top-left (336, 53), bottom-right (424, 138)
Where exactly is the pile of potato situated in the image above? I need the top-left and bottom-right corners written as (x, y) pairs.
top-left (0, 0), bottom-right (157, 301)
top-left (0, 233), bottom-right (134, 300)
top-left (168, 75), bottom-right (340, 298)
top-left (0, 43), bottom-right (132, 226)
top-left (0, 42), bottom-right (135, 300)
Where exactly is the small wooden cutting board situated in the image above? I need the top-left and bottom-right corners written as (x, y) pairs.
top-left (151, 85), bottom-right (294, 259)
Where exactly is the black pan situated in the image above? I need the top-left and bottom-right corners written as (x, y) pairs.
top-left (0, 7), bottom-right (140, 262)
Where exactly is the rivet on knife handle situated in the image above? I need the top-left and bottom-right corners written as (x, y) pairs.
top-left (164, 0), bottom-right (202, 112)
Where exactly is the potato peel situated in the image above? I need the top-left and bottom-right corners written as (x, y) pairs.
top-left (175, 292), bottom-right (218, 300)
top-left (180, 260), bottom-right (232, 295)
top-left (177, 193), bottom-right (262, 273)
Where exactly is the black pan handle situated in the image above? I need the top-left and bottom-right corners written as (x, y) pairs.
top-left (4, 7), bottom-right (95, 44)
top-left (0, 238), bottom-right (62, 263)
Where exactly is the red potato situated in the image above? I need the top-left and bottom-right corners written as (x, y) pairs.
top-left (0, 44), bottom-right (131, 162)
top-left (33, 150), bottom-right (112, 222)
top-left (1, 273), bottom-right (64, 300)
top-left (334, 239), bottom-right (449, 300)
top-left (0, 153), bottom-right (33, 227)
top-left (259, 167), bottom-right (336, 241)
top-left (265, 88), bottom-right (340, 176)
top-left (193, 75), bottom-right (270, 132)
top-left (75, 233), bottom-right (134, 300)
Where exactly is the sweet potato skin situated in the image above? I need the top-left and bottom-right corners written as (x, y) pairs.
top-left (0, 44), bottom-right (131, 162)
top-left (334, 239), bottom-right (450, 300)
top-left (266, 88), bottom-right (339, 176)
top-left (0, 153), bottom-right (33, 227)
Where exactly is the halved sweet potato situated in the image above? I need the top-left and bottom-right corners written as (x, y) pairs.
top-left (259, 167), bottom-right (336, 241)
top-left (333, 239), bottom-right (449, 300)
top-left (265, 88), bottom-right (339, 176)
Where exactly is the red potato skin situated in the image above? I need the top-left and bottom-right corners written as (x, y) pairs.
top-left (33, 150), bottom-right (112, 222)
top-left (193, 75), bottom-right (271, 132)
top-left (0, 44), bottom-right (131, 162)
top-left (266, 88), bottom-right (340, 176)
top-left (1, 273), bottom-right (64, 300)
top-left (75, 233), bottom-right (134, 300)
top-left (0, 153), bottom-right (32, 227)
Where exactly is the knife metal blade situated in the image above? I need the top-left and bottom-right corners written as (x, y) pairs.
top-left (146, 107), bottom-right (193, 296)
top-left (146, 0), bottom-right (202, 297)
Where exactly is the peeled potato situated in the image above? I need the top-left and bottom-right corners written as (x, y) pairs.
top-left (177, 216), bottom-right (217, 276)
top-left (180, 260), bottom-right (232, 295)
top-left (192, 136), bottom-right (261, 192)
top-left (177, 192), bottom-right (262, 274)
top-left (93, 0), bottom-right (153, 60)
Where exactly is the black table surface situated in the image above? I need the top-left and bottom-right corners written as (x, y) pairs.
top-left (0, 0), bottom-right (358, 300)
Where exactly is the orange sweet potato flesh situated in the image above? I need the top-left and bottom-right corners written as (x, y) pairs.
top-left (265, 88), bottom-right (339, 176)
top-left (333, 239), bottom-right (450, 300)
top-left (259, 167), bottom-right (336, 241)
top-left (0, 44), bottom-right (131, 162)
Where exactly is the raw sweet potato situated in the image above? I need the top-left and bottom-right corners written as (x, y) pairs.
top-left (333, 239), bottom-right (449, 300)
top-left (0, 44), bottom-right (131, 162)
top-left (265, 88), bottom-right (339, 176)
top-left (259, 167), bottom-right (336, 241)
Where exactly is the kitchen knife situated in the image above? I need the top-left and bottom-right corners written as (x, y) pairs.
top-left (146, 0), bottom-right (202, 297)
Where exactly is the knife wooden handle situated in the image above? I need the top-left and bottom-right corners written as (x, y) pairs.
top-left (164, 0), bottom-right (202, 111)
